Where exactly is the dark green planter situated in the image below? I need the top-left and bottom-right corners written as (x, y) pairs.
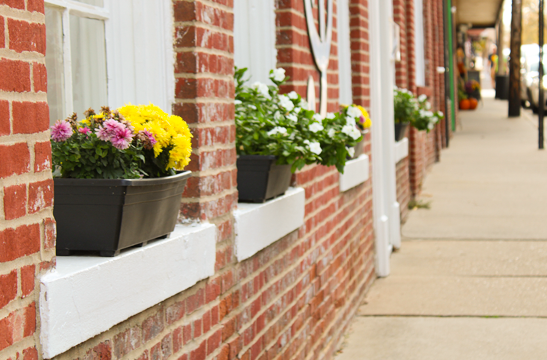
top-left (237, 155), bottom-right (292, 203)
top-left (54, 171), bottom-right (191, 257)
top-left (395, 123), bottom-right (409, 141)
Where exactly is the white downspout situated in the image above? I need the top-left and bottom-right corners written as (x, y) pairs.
top-left (369, 0), bottom-right (390, 277)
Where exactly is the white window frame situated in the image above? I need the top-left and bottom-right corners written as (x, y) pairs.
top-left (44, 0), bottom-right (175, 118)
top-left (44, 0), bottom-right (109, 117)
top-left (414, 0), bottom-right (426, 87)
top-left (337, 0), bottom-right (353, 105)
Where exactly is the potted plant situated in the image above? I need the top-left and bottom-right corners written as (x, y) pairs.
top-left (340, 104), bottom-right (372, 159)
top-left (410, 95), bottom-right (443, 132)
top-left (393, 88), bottom-right (415, 141)
top-left (235, 67), bottom-right (362, 202)
top-left (50, 105), bottom-right (193, 256)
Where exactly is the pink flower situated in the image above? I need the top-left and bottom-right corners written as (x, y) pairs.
top-left (111, 127), bottom-right (134, 150)
top-left (142, 130), bottom-right (157, 147)
top-left (95, 119), bottom-right (127, 141)
top-left (51, 120), bottom-right (73, 142)
top-left (78, 127), bottom-right (91, 135)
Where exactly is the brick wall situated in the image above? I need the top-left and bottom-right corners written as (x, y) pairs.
top-left (45, 0), bottom-right (376, 359)
top-left (395, 158), bottom-right (410, 223)
top-left (0, 1), bottom-right (54, 359)
top-left (393, 0), bottom-right (446, 198)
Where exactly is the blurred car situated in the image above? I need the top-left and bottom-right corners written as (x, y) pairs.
top-left (520, 45), bottom-right (541, 108)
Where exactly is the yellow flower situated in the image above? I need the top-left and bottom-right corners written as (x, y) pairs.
top-left (117, 103), bottom-right (193, 170)
top-left (357, 105), bottom-right (372, 128)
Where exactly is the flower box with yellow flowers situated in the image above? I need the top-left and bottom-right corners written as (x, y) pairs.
top-left (50, 104), bottom-right (193, 257)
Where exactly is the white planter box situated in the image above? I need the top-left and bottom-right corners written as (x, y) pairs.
top-left (394, 137), bottom-right (409, 164)
top-left (40, 223), bottom-right (216, 359)
top-left (235, 187), bottom-right (305, 262)
top-left (339, 154), bottom-right (370, 192)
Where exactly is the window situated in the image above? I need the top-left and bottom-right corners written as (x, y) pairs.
top-left (338, 0), bottom-right (353, 105)
top-left (414, 0), bottom-right (426, 87)
top-left (45, 0), bottom-right (174, 125)
top-left (234, 0), bottom-right (277, 84)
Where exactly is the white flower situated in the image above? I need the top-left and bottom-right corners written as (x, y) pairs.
top-left (424, 111), bottom-right (434, 117)
top-left (286, 114), bottom-right (298, 123)
top-left (342, 125), bottom-right (361, 140)
top-left (312, 113), bottom-right (324, 122)
top-left (418, 94), bottom-right (427, 102)
top-left (304, 140), bottom-right (322, 155)
top-left (345, 116), bottom-right (356, 126)
top-left (328, 128), bottom-right (336, 137)
top-left (271, 68), bottom-right (286, 82)
top-left (234, 100), bottom-right (242, 105)
top-left (294, 107), bottom-right (301, 114)
top-left (309, 122), bottom-right (324, 133)
top-left (248, 105), bottom-right (257, 110)
top-left (288, 91), bottom-right (298, 99)
top-left (326, 113), bottom-right (335, 119)
top-left (347, 147), bottom-right (355, 158)
top-left (300, 99), bottom-right (309, 110)
top-left (267, 126), bottom-right (287, 136)
top-left (274, 111), bottom-right (282, 121)
top-left (278, 95), bottom-right (295, 111)
top-left (427, 122), bottom-right (435, 130)
top-left (347, 106), bottom-right (361, 118)
top-left (438, 111), bottom-right (444, 117)
top-left (252, 82), bottom-right (271, 99)
top-left (425, 102), bottom-right (431, 110)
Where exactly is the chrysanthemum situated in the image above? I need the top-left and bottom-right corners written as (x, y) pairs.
top-left (51, 120), bottom-right (73, 142)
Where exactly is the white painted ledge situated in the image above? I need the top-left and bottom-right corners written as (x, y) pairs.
top-left (39, 223), bottom-right (216, 359)
top-left (394, 137), bottom-right (409, 164)
top-left (339, 154), bottom-right (370, 192)
top-left (235, 187), bottom-right (305, 262)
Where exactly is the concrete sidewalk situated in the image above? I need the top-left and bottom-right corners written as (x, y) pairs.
top-left (336, 96), bottom-right (547, 359)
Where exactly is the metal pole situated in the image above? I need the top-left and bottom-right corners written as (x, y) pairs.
top-left (540, 0), bottom-right (545, 149)
top-left (446, 0), bottom-right (456, 132)
top-left (442, 0), bottom-right (450, 147)
top-left (508, 0), bottom-right (522, 117)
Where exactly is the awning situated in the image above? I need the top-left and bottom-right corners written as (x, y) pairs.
top-left (455, 0), bottom-right (504, 28)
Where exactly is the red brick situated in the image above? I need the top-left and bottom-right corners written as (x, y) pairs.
top-left (143, 311), bottom-right (164, 342)
top-left (193, 318), bottom-right (202, 339)
top-left (43, 217), bottom-right (56, 250)
top-left (8, 19), bottom-right (46, 54)
top-left (26, 0), bottom-right (44, 13)
top-left (0, 0), bottom-right (24, 9)
top-left (173, 327), bottom-right (183, 353)
top-left (207, 329), bottom-right (222, 355)
top-left (32, 62), bottom-right (47, 92)
top-left (166, 300), bottom-right (185, 325)
top-left (0, 224), bottom-right (40, 262)
top-left (22, 347), bottom-right (38, 360)
top-left (12, 102), bottom-right (49, 134)
top-left (0, 314), bottom-right (13, 351)
top-left (113, 327), bottom-right (141, 358)
top-left (23, 302), bottom-right (35, 337)
top-left (20, 264), bottom-right (35, 298)
top-left (206, 277), bottom-right (220, 303)
top-left (0, 100), bottom-right (9, 135)
top-left (34, 141), bottom-right (52, 172)
top-left (0, 270), bottom-right (17, 307)
top-left (161, 333), bottom-right (172, 358)
top-left (136, 350), bottom-right (149, 360)
top-left (190, 340), bottom-right (206, 360)
top-left (150, 342), bottom-right (161, 360)
top-left (0, 17), bottom-right (4, 49)
top-left (3, 184), bottom-right (27, 220)
top-left (83, 340), bottom-right (112, 360)
top-left (28, 179), bottom-right (53, 214)
top-left (0, 143), bottom-right (30, 177)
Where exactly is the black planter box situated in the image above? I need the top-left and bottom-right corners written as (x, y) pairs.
top-left (237, 155), bottom-right (292, 203)
top-left (395, 123), bottom-right (409, 142)
top-left (54, 171), bottom-right (191, 257)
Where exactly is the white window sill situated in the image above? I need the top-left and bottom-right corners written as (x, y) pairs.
top-left (39, 223), bottom-right (217, 359)
top-left (339, 154), bottom-right (370, 192)
top-left (235, 187), bottom-right (305, 262)
top-left (394, 137), bottom-right (409, 164)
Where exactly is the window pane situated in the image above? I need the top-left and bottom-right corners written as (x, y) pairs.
top-left (45, 6), bottom-right (65, 124)
top-left (75, 0), bottom-right (104, 7)
top-left (70, 15), bottom-right (108, 118)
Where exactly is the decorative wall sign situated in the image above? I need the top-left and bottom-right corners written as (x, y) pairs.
top-left (304, 0), bottom-right (333, 117)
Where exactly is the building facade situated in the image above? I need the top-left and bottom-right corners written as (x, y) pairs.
top-left (0, 0), bottom-right (448, 359)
